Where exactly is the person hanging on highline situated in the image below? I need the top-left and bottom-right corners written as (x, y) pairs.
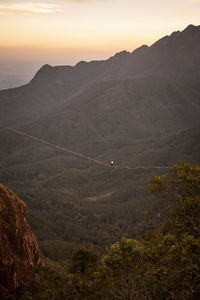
top-left (110, 160), bottom-right (114, 166)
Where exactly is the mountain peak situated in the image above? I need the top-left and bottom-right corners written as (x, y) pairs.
top-left (31, 64), bottom-right (54, 83)
top-left (151, 24), bottom-right (200, 49)
top-left (132, 44), bottom-right (149, 54)
top-left (115, 50), bottom-right (130, 56)
top-left (38, 64), bottom-right (53, 72)
top-left (76, 60), bottom-right (88, 67)
top-left (184, 24), bottom-right (200, 32)
top-left (111, 50), bottom-right (130, 59)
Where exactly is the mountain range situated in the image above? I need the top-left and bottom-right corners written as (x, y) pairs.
top-left (0, 24), bottom-right (200, 129)
top-left (0, 24), bottom-right (200, 259)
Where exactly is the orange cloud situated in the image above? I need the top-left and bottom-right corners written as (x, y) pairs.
top-left (0, 2), bottom-right (62, 15)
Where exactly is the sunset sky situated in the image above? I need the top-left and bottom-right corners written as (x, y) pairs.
top-left (0, 0), bottom-right (200, 64)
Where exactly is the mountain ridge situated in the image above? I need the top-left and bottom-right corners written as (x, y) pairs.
top-left (21, 75), bottom-right (200, 157)
top-left (0, 24), bottom-right (200, 129)
top-left (0, 24), bottom-right (199, 261)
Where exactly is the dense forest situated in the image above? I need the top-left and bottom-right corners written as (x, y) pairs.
top-left (0, 131), bottom-right (165, 259)
top-left (2, 162), bottom-right (199, 300)
top-left (0, 25), bottom-right (200, 299)
top-left (0, 130), bottom-right (199, 261)
top-left (0, 27), bottom-right (200, 259)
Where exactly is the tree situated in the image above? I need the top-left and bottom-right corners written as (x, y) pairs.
top-left (149, 162), bottom-right (200, 212)
top-left (17, 163), bottom-right (200, 300)
top-left (68, 247), bottom-right (98, 274)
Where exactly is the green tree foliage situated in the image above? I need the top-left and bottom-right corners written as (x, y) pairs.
top-left (149, 162), bottom-right (200, 206)
top-left (68, 248), bottom-right (98, 274)
top-left (65, 162), bottom-right (200, 299)
top-left (16, 163), bottom-right (200, 299)
top-left (15, 265), bottom-right (68, 300)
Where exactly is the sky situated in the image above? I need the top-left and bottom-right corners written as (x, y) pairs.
top-left (0, 0), bottom-right (200, 65)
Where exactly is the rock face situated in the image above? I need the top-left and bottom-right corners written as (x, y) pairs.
top-left (0, 184), bottom-right (44, 295)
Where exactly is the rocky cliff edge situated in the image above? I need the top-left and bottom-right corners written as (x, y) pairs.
top-left (0, 184), bottom-right (44, 295)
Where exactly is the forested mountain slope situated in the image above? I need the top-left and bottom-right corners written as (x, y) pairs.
top-left (13, 163), bottom-right (200, 300)
top-left (0, 25), bottom-right (199, 260)
top-left (0, 24), bottom-right (199, 128)
top-left (20, 76), bottom-right (200, 157)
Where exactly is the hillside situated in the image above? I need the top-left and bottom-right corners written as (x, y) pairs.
top-left (14, 163), bottom-right (200, 300)
top-left (0, 24), bottom-right (199, 260)
top-left (0, 24), bottom-right (200, 128)
top-left (20, 76), bottom-right (200, 157)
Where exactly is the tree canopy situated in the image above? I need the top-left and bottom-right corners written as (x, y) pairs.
top-left (13, 162), bottom-right (200, 299)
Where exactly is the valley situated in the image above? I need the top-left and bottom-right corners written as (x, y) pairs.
top-left (0, 24), bottom-right (200, 262)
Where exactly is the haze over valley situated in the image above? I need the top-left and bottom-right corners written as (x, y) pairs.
top-left (0, 24), bottom-right (200, 257)
top-left (0, 1), bottom-right (200, 295)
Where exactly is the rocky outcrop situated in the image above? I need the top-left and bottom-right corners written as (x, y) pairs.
top-left (0, 184), bottom-right (44, 295)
